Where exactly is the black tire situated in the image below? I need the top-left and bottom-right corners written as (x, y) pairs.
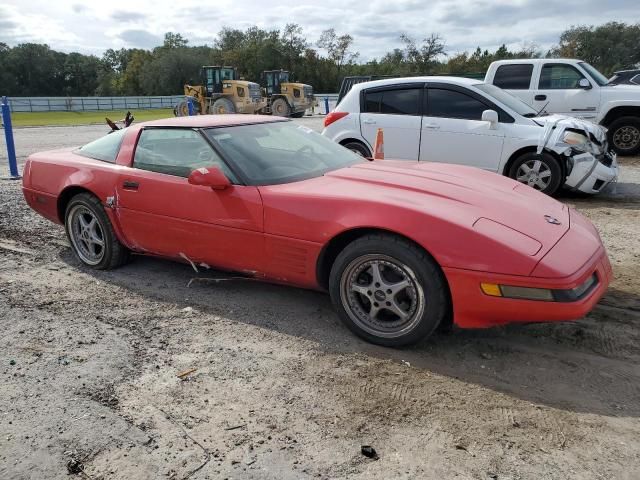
top-left (211, 97), bottom-right (236, 114)
top-left (607, 116), bottom-right (640, 156)
top-left (508, 152), bottom-right (563, 196)
top-left (342, 141), bottom-right (371, 158)
top-left (271, 97), bottom-right (291, 117)
top-left (290, 111), bottom-right (305, 118)
top-left (329, 234), bottom-right (449, 347)
top-left (65, 193), bottom-right (129, 270)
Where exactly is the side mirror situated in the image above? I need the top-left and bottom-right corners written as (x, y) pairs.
top-left (579, 78), bottom-right (592, 90)
top-left (188, 166), bottom-right (231, 190)
top-left (481, 109), bottom-right (499, 129)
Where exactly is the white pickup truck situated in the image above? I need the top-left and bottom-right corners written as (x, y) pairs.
top-left (485, 59), bottom-right (640, 155)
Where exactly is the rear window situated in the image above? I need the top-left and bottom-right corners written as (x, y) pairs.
top-left (76, 128), bottom-right (127, 163)
top-left (493, 64), bottom-right (534, 90)
top-left (363, 88), bottom-right (420, 115)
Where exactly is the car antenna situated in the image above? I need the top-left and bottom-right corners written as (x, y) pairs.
top-left (535, 101), bottom-right (549, 117)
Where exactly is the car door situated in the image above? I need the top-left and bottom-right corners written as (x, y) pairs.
top-left (115, 127), bottom-right (265, 273)
top-left (533, 63), bottom-right (601, 120)
top-left (419, 84), bottom-right (506, 171)
top-left (359, 85), bottom-right (423, 160)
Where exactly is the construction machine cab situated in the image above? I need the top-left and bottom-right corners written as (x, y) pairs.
top-left (202, 66), bottom-right (238, 95)
top-left (262, 70), bottom-right (291, 96)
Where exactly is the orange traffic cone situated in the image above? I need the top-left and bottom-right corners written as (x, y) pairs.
top-left (373, 128), bottom-right (384, 160)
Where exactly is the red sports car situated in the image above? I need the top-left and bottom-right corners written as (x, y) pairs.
top-left (22, 115), bottom-right (612, 346)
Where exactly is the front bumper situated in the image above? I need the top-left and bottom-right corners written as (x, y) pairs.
top-left (565, 151), bottom-right (618, 194)
top-left (444, 248), bottom-right (612, 328)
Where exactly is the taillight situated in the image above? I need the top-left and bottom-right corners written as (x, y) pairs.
top-left (324, 111), bottom-right (348, 128)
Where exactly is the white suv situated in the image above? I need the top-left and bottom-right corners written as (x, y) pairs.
top-left (321, 76), bottom-right (618, 195)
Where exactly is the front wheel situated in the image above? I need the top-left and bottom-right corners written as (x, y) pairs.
top-left (329, 234), bottom-right (449, 347)
top-left (211, 97), bottom-right (236, 115)
top-left (607, 116), bottom-right (640, 156)
top-left (508, 152), bottom-right (562, 196)
top-left (65, 193), bottom-right (129, 270)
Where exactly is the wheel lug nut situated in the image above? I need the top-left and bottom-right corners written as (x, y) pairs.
top-left (367, 290), bottom-right (372, 296)
top-left (375, 283), bottom-right (380, 288)
top-left (373, 302), bottom-right (379, 307)
top-left (386, 289), bottom-right (392, 294)
top-left (386, 301), bottom-right (391, 306)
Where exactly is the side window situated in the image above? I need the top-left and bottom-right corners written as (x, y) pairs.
top-left (539, 64), bottom-right (586, 89)
top-left (362, 88), bottom-right (420, 115)
top-left (77, 128), bottom-right (127, 163)
top-left (631, 74), bottom-right (640, 85)
top-left (133, 128), bottom-right (236, 181)
top-left (426, 88), bottom-right (488, 120)
top-left (494, 64), bottom-right (534, 90)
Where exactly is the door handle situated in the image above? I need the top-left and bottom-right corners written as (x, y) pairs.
top-left (423, 123), bottom-right (440, 130)
top-left (362, 119), bottom-right (377, 125)
top-left (534, 95), bottom-right (547, 101)
top-left (122, 180), bottom-right (139, 190)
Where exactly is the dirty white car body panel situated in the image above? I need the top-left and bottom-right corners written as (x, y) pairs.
top-left (322, 76), bottom-right (618, 195)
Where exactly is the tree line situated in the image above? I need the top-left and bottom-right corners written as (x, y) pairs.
top-left (0, 22), bottom-right (638, 97)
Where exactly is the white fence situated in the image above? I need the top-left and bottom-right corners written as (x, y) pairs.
top-left (4, 93), bottom-right (340, 114)
top-left (6, 96), bottom-right (185, 113)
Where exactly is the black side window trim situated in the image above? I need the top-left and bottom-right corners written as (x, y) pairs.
top-left (424, 83), bottom-right (514, 123)
top-left (493, 64), bottom-right (534, 90)
top-left (359, 83), bottom-right (425, 116)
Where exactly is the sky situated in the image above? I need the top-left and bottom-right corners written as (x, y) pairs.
top-left (0, 0), bottom-right (638, 60)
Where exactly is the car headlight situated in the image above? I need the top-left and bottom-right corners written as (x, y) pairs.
top-left (562, 130), bottom-right (593, 153)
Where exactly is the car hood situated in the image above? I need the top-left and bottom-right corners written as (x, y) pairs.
top-left (327, 161), bottom-right (569, 246)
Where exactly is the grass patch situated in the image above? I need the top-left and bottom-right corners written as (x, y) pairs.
top-left (10, 109), bottom-right (175, 127)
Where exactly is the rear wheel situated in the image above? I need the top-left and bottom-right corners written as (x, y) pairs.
top-left (342, 141), bottom-right (371, 157)
top-left (329, 234), bottom-right (448, 347)
top-left (508, 152), bottom-right (562, 196)
top-left (174, 101), bottom-right (188, 117)
top-left (607, 116), bottom-right (640, 155)
top-left (211, 97), bottom-right (236, 114)
top-left (65, 193), bottom-right (129, 270)
top-left (271, 98), bottom-right (291, 117)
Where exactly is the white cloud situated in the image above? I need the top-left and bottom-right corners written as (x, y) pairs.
top-left (0, 0), bottom-right (637, 59)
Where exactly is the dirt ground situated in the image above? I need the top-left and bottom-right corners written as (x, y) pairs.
top-left (1, 120), bottom-right (639, 480)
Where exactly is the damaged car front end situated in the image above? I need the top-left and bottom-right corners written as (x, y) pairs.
top-left (537, 115), bottom-right (618, 194)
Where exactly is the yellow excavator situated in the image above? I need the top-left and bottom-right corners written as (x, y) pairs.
top-left (174, 66), bottom-right (268, 116)
top-left (261, 70), bottom-right (316, 118)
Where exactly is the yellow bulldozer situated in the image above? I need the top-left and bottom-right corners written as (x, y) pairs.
top-left (261, 70), bottom-right (316, 118)
top-left (174, 66), bottom-right (268, 116)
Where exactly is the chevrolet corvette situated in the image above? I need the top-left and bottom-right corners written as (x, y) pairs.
top-left (22, 115), bottom-right (612, 346)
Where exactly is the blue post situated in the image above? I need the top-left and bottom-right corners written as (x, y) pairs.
top-left (324, 97), bottom-right (330, 115)
top-left (187, 98), bottom-right (194, 116)
top-left (1, 96), bottom-right (20, 179)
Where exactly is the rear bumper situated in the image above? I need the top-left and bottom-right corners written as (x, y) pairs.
top-left (444, 247), bottom-right (612, 329)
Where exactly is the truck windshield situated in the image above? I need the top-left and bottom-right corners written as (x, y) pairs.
top-left (473, 83), bottom-right (538, 117)
top-left (579, 62), bottom-right (608, 86)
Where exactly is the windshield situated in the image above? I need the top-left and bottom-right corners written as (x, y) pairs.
top-left (204, 122), bottom-right (364, 186)
top-left (579, 62), bottom-right (608, 86)
top-left (474, 83), bottom-right (538, 117)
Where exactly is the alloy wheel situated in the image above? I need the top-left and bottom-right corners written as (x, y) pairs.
top-left (613, 125), bottom-right (640, 150)
top-left (340, 254), bottom-right (425, 338)
top-left (516, 158), bottom-right (553, 190)
top-left (67, 205), bottom-right (105, 266)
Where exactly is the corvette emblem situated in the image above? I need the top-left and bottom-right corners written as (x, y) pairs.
top-left (544, 215), bottom-right (561, 225)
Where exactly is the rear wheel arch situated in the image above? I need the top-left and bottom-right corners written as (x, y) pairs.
top-left (57, 186), bottom-right (97, 223)
top-left (339, 138), bottom-right (372, 157)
